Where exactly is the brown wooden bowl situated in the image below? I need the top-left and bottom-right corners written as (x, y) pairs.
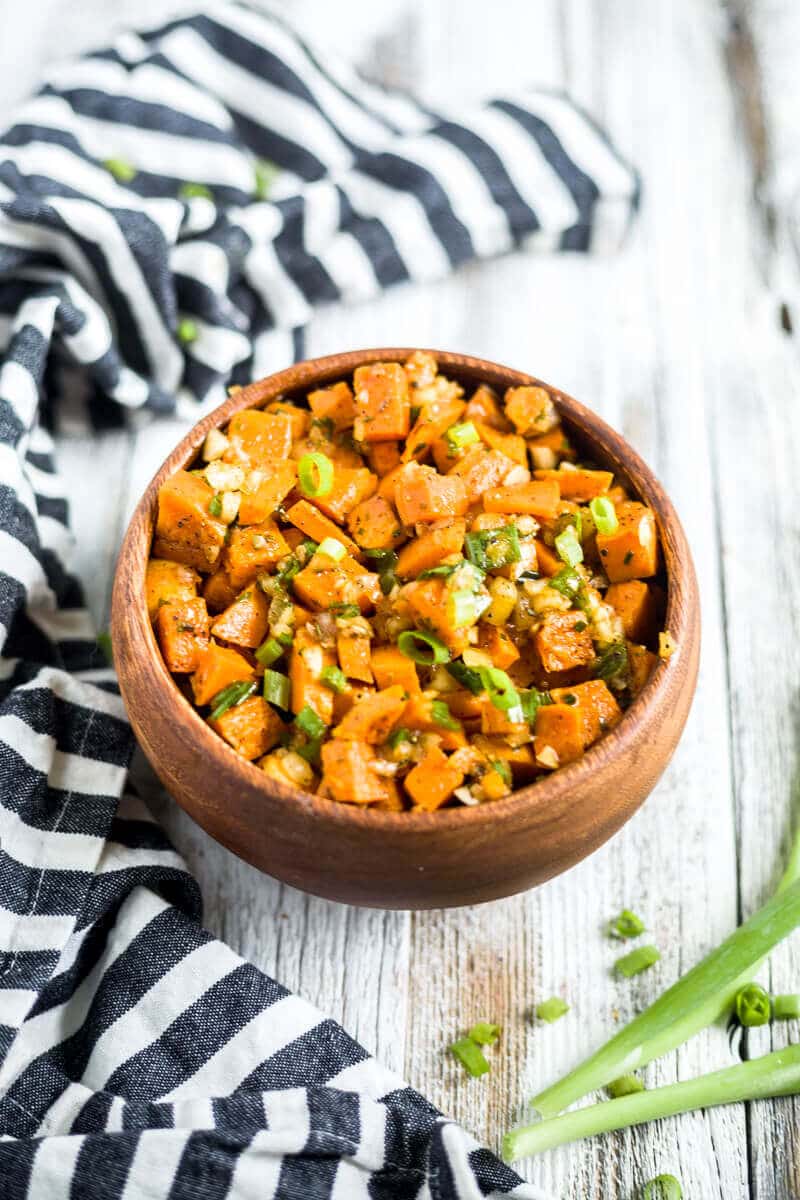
top-left (112, 349), bottom-right (700, 909)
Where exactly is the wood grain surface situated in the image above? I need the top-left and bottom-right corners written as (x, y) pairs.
top-left (5, 0), bottom-right (799, 1195)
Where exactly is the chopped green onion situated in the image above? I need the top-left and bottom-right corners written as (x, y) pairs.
top-left (464, 526), bottom-right (521, 572)
top-left (615, 945), bottom-right (661, 978)
top-left (590, 495), bottom-right (619, 535)
top-left (321, 665), bottom-right (347, 693)
top-left (445, 660), bottom-right (484, 694)
top-left (387, 727), bottom-right (413, 750)
top-left (208, 679), bottom-right (258, 721)
top-left (263, 670), bottom-right (290, 709)
top-left (96, 631), bottom-right (113, 664)
top-left (606, 1074), bottom-right (645, 1098)
top-left (447, 589), bottom-right (487, 629)
top-left (418, 559), bottom-right (464, 579)
top-left (520, 687), bottom-right (551, 723)
top-left (177, 318), bottom-right (199, 345)
top-left (450, 1036), bottom-right (490, 1078)
top-left (254, 157), bottom-right (280, 200)
top-left (643, 1177), bottom-right (682, 1200)
top-left (608, 909), bottom-right (646, 940)
top-left (536, 997), bottom-right (569, 1023)
top-left (295, 704), bottom-right (326, 739)
top-left (554, 510), bottom-right (583, 541)
top-left (554, 524), bottom-right (583, 567)
top-left (397, 630), bottom-right (450, 666)
top-left (467, 1022), bottom-right (501, 1045)
top-left (774, 993), bottom-right (800, 1020)
top-left (255, 637), bottom-right (284, 667)
top-left (445, 421), bottom-right (480, 452)
top-left (293, 735), bottom-right (323, 764)
top-left (490, 759), bottom-right (512, 786)
top-left (299, 538), bottom-right (319, 558)
top-left (103, 157), bottom-right (136, 183)
top-left (329, 603), bottom-right (360, 618)
top-left (298, 452), bottom-right (335, 499)
top-left (179, 181), bottom-right (213, 200)
top-left (431, 700), bottom-right (461, 731)
top-left (734, 982), bottom-right (771, 1027)
top-left (362, 548), bottom-right (398, 593)
top-left (595, 640), bottom-right (630, 684)
top-left (479, 666), bottom-right (520, 713)
top-left (363, 547), bottom-right (395, 561)
top-left (317, 536), bottom-right (346, 561)
top-left (208, 493), bottom-right (223, 517)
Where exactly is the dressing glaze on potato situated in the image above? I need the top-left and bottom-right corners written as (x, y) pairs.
top-left (147, 353), bottom-right (665, 811)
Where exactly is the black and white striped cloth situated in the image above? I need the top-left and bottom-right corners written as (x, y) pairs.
top-left (0, 5), bottom-right (638, 1196)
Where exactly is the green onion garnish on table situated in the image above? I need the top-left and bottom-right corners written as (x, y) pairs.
top-left (208, 679), bottom-right (258, 721)
top-left (643, 1175), bottom-right (682, 1200)
top-left (298, 452), bottom-right (334, 498)
top-left (397, 630), bottom-right (450, 665)
top-left (606, 1074), bottom-right (645, 1098)
top-left (608, 909), bottom-right (646, 939)
top-left (773, 993), bottom-right (800, 1019)
top-left (177, 317), bottom-right (199, 345)
top-left (179, 181), bottom-right (213, 200)
top-left (467, 1021), bottom-right (501, 1045)
top-left (734, 982), bottom-right (771, 1027)
top-left (615, 945), bottom-right (661, 978)
top-left (535, 997), bottom-right (569, 1023)
top-left (450, 1036), bottom-right (490, 1077)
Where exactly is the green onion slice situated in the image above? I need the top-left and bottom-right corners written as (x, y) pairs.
top-left (464, 526), bottom-right (521, 572)
top-left (445, 660), bottom-right (484, 694)
top-left (418, 559), bottom-right (465, 579)
top-left (263, 669), bottom-right (290, 709)
top-left (595, 640), bottom-right (630, 685)
top-left (446, 421), bottom-right (480, 452)
top-left (208, 679), bottom-right (258, 721)
top-left (606, 1074), bottom-right (645, 1098)
top-left (590, 495), bottom-right (619, 536)
top-left (615, 945), bottom-right (661, 978)
top-left (520, 688), bottom-right (552, 723)
top-left (447, 589), bottom-right (489, 629)
top-left (321, 665), bottom-right (347, 693)
top-left (317, 536), bottom-right (346, 561)
top-left (450, 1036), bottom-right (490, 1077)
top-left (467, 1021), bottom-right (501, 1045)
top-left (490, 759), bottom-right (512, 786)
top-left (255, 637), bottom-right (285, 667)
top-left (387, 727), bottom-right (413, 751)
top-left (734, 982), bottom-right (771, 1027)
top-left (608, 909), bottom-right (646, 940)
top-left (397, 630), bottom-right (450, 666)
top-left (431, 700), bottom-right (461, 731)
top-left (773, 993), bottom-right (800, 1020)
top-left (295, 704), bottom-right (326, 740)
top-left (298, 452), bottom-right (335, 499)
top-left (554, 524), bottom-right (583, 568)
top-left (479, 666), bottom-right (520, 713)
top-left (643, 1176), bottom-right (682, 1200)
top-left (536, 997), bottom-right (569, 1023)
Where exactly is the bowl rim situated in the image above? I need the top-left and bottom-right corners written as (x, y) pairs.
top-left (116, 347), bottom-right (697, 835)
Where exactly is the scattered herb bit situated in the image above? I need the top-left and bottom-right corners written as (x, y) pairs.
top-left (208, 493), bottom-right (223, 518)
top-left (418, 559), bottom-right (464, 579)
top-left (263, 669), bottom-right (290, 709)
top-left (321, 665), bottom-right (347, 693)
top-left (179, 181), bottom-right (213, 200)
top-left (96, 631), bottom-right (113, 663)
top-left (608, 909), bottom-right (646, 940)
top-left (615, 945), bottom-right (661, 978)
top-left (468, 1022), bottom-right (501, 1045)
top-left (734, 982), bottom-right (771, 1027)
top-left (623, 550), bottom-right (634, 565)
top-left (643, 1176), bottom-right (682, 1200)
top-left (208, 679), bottom-right (257, 721)
top-left (103, 157), bottom-right (136, 183)
top-left (607, 1074), bottom-right (645, 1098)
top-left (562, 692), bottom-right (578, 706)
top-left (397, 630), bottom-right (450, 666)
top-left (295, 704), bottom-right (326, 740)
top-left (595, 640), bottom-right (629, 684)
top-left (773, 993), bottom-right (800, 1020)
top-left (177, 317), bottom-right (199, 345)
top-left (450, 1036), bottom-right (490, 1078)
top-left (536, 997), bottom-right (569, 1023)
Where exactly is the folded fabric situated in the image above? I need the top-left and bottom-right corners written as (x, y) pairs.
top-left (0, 4), bottom-right (638, 1196)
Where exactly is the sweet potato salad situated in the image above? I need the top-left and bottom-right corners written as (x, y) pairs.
top-left (147, 354), bottom-right (665, 811)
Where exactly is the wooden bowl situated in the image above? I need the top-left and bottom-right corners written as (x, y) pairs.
top-left (112, 349), bottom-right (699, 909)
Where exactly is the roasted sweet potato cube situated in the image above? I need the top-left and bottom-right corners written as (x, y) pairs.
top-left (394, 463), bottom-right (468, 524)
top-left (209, 695), bottom-right (285, 760)
top-left (347, 494), bottom-right (404, 552)
top-left (337, 630), bottom-right (373, 684)
top-left (465, 384), bottom-right (509, 431)
top-left (264, 400), bottom-right (310, 440)
top-left (535, 612), bottom-right (595, 673)
top-left (366, 441), bottom-right (401, 477)
top-left (333, 685), bottom-right (407, 743)
top-left (370, 645), bottom-right (420, 694)
top-left (505, 385), bottom-right (559, 436)
top-left (596, 502), bottom-right (658, 582)
top-left (483, 480), bottom-right (560, 519)
top-left (606, 580), bottom-right (659, 643)
top-left (145, 559), bottom-right (199, 622)
top-left (211, 586), bottom-right (270, 648)
top-left (308, 380), bottom-right (357, 430)
top-left (191, 641), bottom-right (254, 706)
top-left (627, 641), bottom-right (658, 695)
top-left (448, 447), bottom-right (521, 504)
top-left (550, 679), bottom-right (622, 746)
top-left (534, 467), bottom-right (614, 502)
top-left (479, 698), bottom-right (530, 742)
top-left (396, 519), bottom-right (465, 578)
top-left (238, 461), bottom-right (297, 525)
top-left (311, 466), bottom-right (377, 523)
top-left (320, 739), bottom-right (389, 804)
top-left (353, 362), bottom-right (411, 442)
top-left (202, 565), bottom-right (238, 614)
top-left (284, 499), bottom-right (361, 558)
top-left (293, 550), bottom-right (381, 614)
top-left (404, 578), bottom-right (470, 656)
top-left (533, 539), bottom-right (561, 577)
top-left (404, 745), bottom-right (464, 811)
top-left (224, 519), bottom-right (291, 590)
top-left (223, 409), bottom-right (293, 465)
top-left (473, 735), bottom-right (538, 782)
top-left (154, 470), bottom-right (227, 572)
top-left (473, 421), bottom-right (528, 465)
top-left (155, 598), bottom-right (209, 673)
top-left (289, 627), bottom-right (337, 723)
top-left (402, 692), bottom-right (467, 751)
top-left (527, 427), bottom-right (577, 463)
top-left (534, 703), bottom-right (586, 767)
top-left (402, 396), bottom-right (466, 463)
top-left (477, 624), bottom-right (520, 670)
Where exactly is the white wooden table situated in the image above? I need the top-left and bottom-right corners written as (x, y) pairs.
top-left (4, 1), bottom-right (799, 1195)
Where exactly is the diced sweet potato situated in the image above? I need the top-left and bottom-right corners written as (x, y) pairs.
top-left (154, 470), bottom-right (227, 572)
top-left (404, 349), bottom-right (438, 388)
top-left (333, 685), bottom-right (407, 743)
top-left (202, 565), bottom-right (238, 614)
top-left (224, 520), bottom-right (291, 590)
top-left (347, 494), bottom-right (404, 552)
top-left (534, 467), bottom-right (614, 501)
top-left (479, 699), bottom-right (530, 741)
top-left (534, 703), bottom-right (586, 767)
top-left (311, 466), bottom-right (377, 523)
top-left (211, 586), bottom-right (270, 648)
top-left (483, 480), bottom-right (560, 519)
top-left (445, 690), bottom-right (484, 720)
top-left (404, 578), bottom-right (470, 656)
top-left (291, 429), bottom-right (363, 469)
top-left (290, 627), bottom-right (337, 723)
top-left (238, 461), bottom-right (297, 525)
top-left (402, 396), bottom-right (466, 463)
top-left (285, 499), bottom-right (361, 558)
top-left (464, 384), bottom-right (509, 431)
top-left (534, 538), bottom-right (561, 577)
top-left (473, 421), bottom-right (528, 465)
top-left (402, 692), bottom-right (467, 751)
top-left (477, 623), bottom-right (520, 670)
top-left (209, 695), bottom-right (284, 760)
top-left (627, 641), bottom-right (658, 695)
top-left (535, 611), bottom-right (595, 673)
top-left (370, 645), bottom-right (420, 694)
top-left (308, 380), bottom-right (356, 430)
top-left (191, 641), bottom-right (254, 706)
top-left (337, 630), bottom-right (373, 683)
top-left (606, 580), bottom-right (659, 644)
top-left (366, 441), bottom-right (401, 477)
top-left (320, 739), bottom-right (389, 804)
top-left (353, 362), bottom-right (411, 442)
top-left (264, 400), bottom-right (310, 440)
top-left (473, 735), bottom-right (538, 781)
top-left (551, 680), bottom-right (622, 746)
top-left (372, 777), bottom-right (406, 812)
top-left (223, 409), bottom-right (293, 465)
top-left (527, 427), bottom-right (577, 462)
top-left (596, 502), bottom-right (658, 582)
top-left (448, 448), bottom-right (521, 504)
top-left (394, 463), bottom-right (468, 524)
top-left (145, 559), bottom-right (199, 622)
top-left (404, 745), bottom-right (464, 810)
top-left (396, 519), bottom-right (465, 579)
top-left (293, 550), bottom-right (381, 614)
top-left (155, 598), bottom-right (209, 673)
top-left (505, 385), bottom-right (559, 435)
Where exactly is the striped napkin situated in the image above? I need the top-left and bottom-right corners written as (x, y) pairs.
top-left (0, 5), bottom-right (638, 1196)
